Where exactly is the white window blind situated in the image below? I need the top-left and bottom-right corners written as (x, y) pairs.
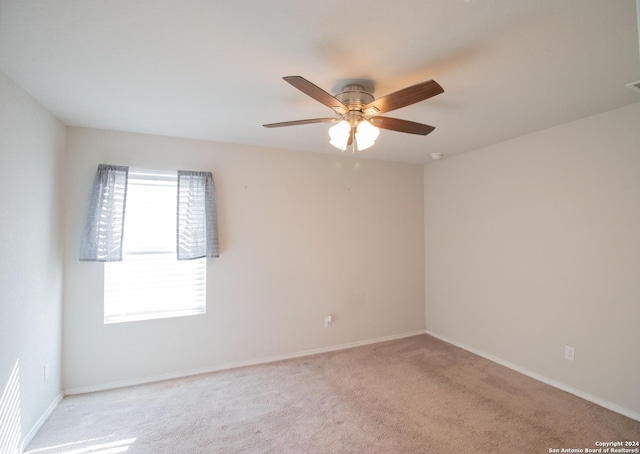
top-left (104, 169), bottom-right (206, 323)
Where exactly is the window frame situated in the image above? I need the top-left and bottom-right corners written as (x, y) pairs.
top-left (103, 168), bottom-right (207, 324)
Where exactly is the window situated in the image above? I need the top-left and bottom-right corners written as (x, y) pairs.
top-left (104, 169), bottom-right (206, 323)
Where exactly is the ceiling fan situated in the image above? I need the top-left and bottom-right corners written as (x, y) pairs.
top-left (263, 76), bottom-right (444, 152)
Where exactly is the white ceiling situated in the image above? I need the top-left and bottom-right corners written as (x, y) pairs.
top-left (1, 0), bottom-right (639, 164)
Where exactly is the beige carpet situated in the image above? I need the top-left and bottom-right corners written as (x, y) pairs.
top-left (26, 335), bottom-right (639, 453)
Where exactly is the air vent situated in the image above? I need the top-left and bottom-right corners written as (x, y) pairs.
top-left (626, 80), bottom-right (640, 93)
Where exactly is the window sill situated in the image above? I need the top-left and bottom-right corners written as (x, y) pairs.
top-left (104, 308), bottom-right (206, 324)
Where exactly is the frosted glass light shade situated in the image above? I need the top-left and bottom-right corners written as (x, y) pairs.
top-left (355, 120), bottom-right (379, 150)
top-left (328, 120), bottom-right (350, 150)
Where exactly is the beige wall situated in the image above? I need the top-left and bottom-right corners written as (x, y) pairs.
top-left (0, 70), bottom-right (65, 450)
top-left (424, 102), bottom-right (640, 417)
top-left (63, 127), bottom-right (426, 391)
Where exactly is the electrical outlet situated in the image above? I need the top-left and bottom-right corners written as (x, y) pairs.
top-left (44, 363), bottom-right (50, 381)
top-left (564, 345), bottom-right (575, 361)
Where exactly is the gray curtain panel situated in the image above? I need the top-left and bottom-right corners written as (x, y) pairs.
top-left (177, 170), bottom-right (219, 260)
top-left (80, 164), bottom-right (129, 261)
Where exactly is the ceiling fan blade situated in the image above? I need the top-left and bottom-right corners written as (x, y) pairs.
top-left (362, 80), bottom-right (444, 115)
top-left (263, 118), bottom-right (338, 128)
top-left (370, 116), bottom-right (436, 135)
top-left (283, 76), bottom-right (349, 115)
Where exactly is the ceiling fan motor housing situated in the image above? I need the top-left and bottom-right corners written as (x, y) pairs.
top-left (335, 84), bottom-right (374, 111)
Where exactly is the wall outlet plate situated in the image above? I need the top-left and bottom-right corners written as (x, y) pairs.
top-left (564, 345), bottom-right (575, 361)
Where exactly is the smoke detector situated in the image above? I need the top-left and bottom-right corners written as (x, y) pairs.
top-left (430, 152), bottom-right (444, 160)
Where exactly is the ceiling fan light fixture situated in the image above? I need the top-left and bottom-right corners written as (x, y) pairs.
top-left (328, 119), bottom-right (380, 151)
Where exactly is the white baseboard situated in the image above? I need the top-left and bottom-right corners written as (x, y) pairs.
top-left (64, 330), bottom-right (427, 396)
top-left (21, 392), bottom-right (63, 452)
top-left (426, 330), bottom-right (640, 423)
